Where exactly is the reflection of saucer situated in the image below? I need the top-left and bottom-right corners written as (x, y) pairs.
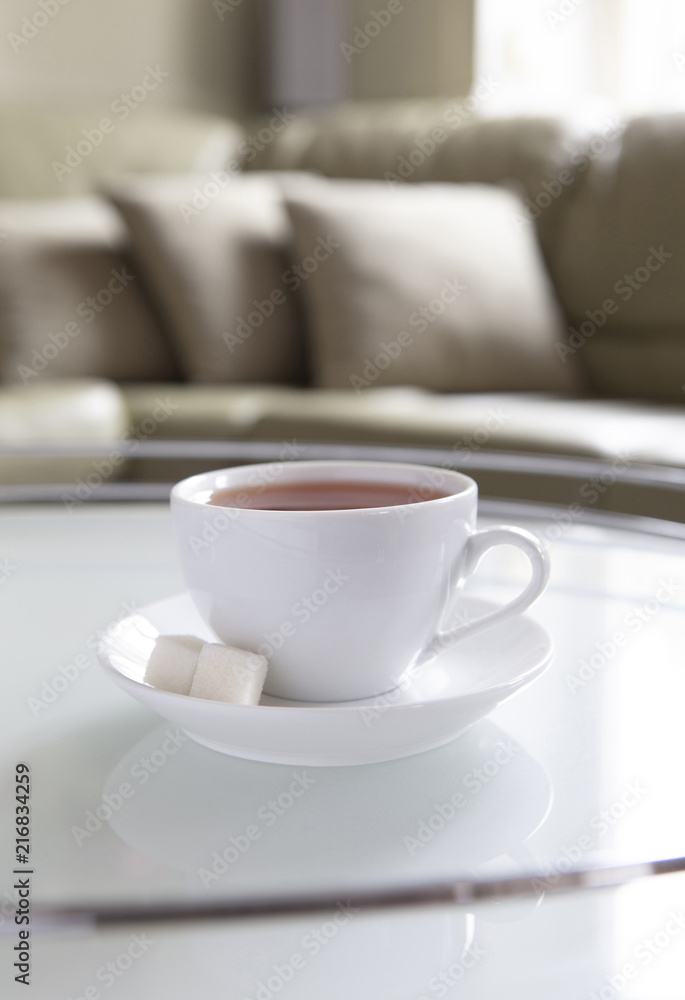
top-left (97, 593), bottom-right (553, 766)
top-left (104, 718), bottom-right (552, 888)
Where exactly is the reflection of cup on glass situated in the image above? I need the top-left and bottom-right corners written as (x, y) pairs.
top-left (102, 719), bottom-right (552, 998)
top-left (171, 461), bottom-right (550, 702)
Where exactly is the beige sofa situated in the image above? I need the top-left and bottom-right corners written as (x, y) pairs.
top-left (1, 101), bottom-right (684, 518)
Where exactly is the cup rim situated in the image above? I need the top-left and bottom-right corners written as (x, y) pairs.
top-left (170, 460), bottom-right (477, 515)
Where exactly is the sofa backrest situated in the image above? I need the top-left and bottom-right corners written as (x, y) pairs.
top-left (249, 102), bottom-right (685, 401)
top-left (546, 114), bottom-right (685, 401)
top-left (246, 100), bottom-right (587, 255)
top-left (0, 107), bottom-right (245, 198)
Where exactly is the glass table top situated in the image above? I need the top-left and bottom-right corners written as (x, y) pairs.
top-left (1, 445), bottom-right (684, 997)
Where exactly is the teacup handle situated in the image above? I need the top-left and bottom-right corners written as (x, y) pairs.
top-left (417, 526), bottom-right (550, 666)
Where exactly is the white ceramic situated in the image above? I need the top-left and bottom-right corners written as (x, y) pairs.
top-left (170, 461), bottom-right (550, 702)
top-left (96, 593), bottom-right (553, 766)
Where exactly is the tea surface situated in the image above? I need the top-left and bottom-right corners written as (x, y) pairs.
top-left (208, 479), bottom-right (449, 511)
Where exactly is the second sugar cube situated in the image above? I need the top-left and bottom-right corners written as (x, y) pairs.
top-left (189, 643), bottom-right (269, 705)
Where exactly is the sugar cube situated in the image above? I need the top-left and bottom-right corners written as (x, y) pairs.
top-left (189, 643), bottom-right (268, 705)
top-left (144, 634), bottom-right (203, 695)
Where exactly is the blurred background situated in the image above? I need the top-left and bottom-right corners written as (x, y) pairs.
top-left (2, 0), bottom-right (685, 516)
top-left (0, 0), bottom-right (683, 119)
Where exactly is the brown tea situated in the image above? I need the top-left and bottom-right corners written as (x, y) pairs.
top-left (208, 479), bottom-right (449, 511)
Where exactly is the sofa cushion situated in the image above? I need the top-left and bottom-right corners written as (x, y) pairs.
top-left (283, 177), bottom-right (578, 394)
top-left (118, 382), bottom-right (685, 522)
top-left (120, 381), bottom-right (685, 464)
top-left (548, 115), bottom-right (685, 400)
top-left (0, 197), bottom-right (177, 385)
top-left (108, 174), bottom-right (306, 385)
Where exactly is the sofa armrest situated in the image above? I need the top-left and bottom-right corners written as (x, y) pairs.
top-left (0, 378), bottom-right (129, 484)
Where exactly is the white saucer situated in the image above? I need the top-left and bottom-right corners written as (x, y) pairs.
top-left (97, 593), bottom-right (553, 766)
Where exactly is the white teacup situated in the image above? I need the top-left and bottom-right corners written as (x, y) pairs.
top-left (170, 461), bottom-right (550, 702)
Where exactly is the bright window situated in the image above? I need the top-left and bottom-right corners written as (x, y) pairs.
top-left (475, 0), bottom-right (685, 117)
